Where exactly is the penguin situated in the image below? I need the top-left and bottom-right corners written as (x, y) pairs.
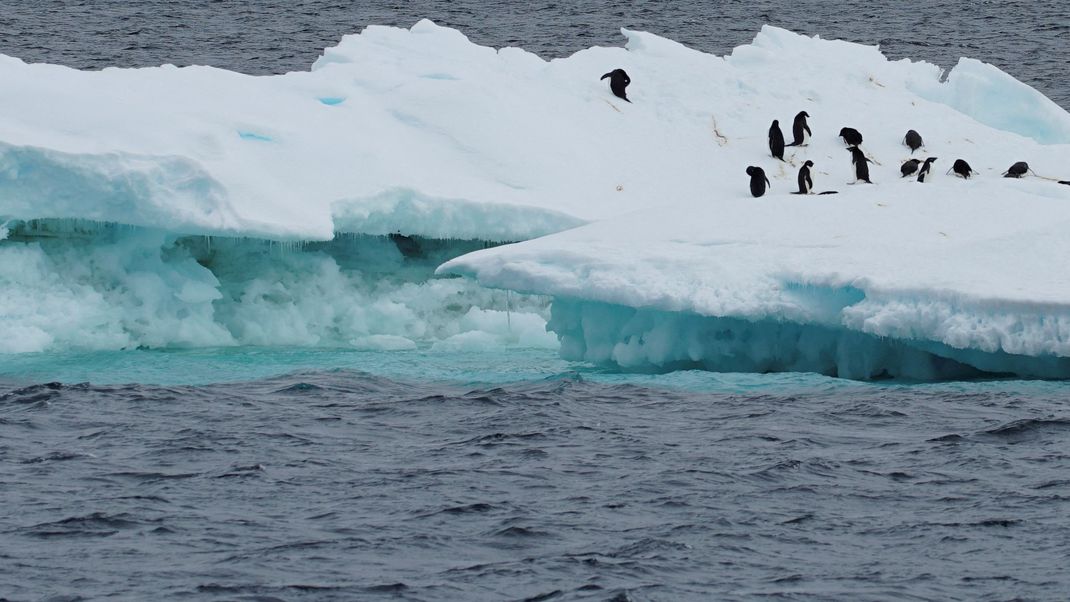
top-left (793, 160), bottom-right (814, 194)
top-left (786, 111), bottom-right (811, 147)
top-left (917, 157), bottom-right (938, 182)
top-left (847, 146), bottom-right (873, 183)
top-left (600, 69), bottom-right (631, 103)
top-left (839, 127), bottom-right (863, 146)
top-left (949, 159), bottom-right (975, 179)
top-left (1003, 161), bottom-right (1030, 178)
top-left (904, 130), bottom-right (923, 154)
top-left (901, 158), bottom-right (921, 177)
top-left (769, 120), bottom-right (785, 161)
top-left (1060, 181), bottom-right (1070, 186)
top-left (746, 166), bottom-right (771, 197)
top-left (847, 146), bottom-right (872, 183)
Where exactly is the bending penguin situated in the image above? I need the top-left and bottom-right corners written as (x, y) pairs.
top-left (949, 159), bottom-right (975, 179)
top-left (769, 120), bottom-right (786, 160)
top-left (1003, 161), bottom-right (1031, 178)
top-left (917, 157), bottom-right (938, 182)
top-left (847, 146), bottom-right (872, 183)
top-left (839, 127), bottom-right (863, 147)
top-left (746, 166), bottom-right (771, 197)
top-left (794, 160), bottom-right (814, 194)
top-left (904, 130), bottom-right (923, 154)
top-left (600, 69), bottom-right (631, 102)
top-left (786, 111), bottom-right (811, 147)
top-left (901, 158), bottom-right (921, 177)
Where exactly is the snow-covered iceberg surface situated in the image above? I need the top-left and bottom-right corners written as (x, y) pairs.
top-left (2, 22), bottom-right (1070, 377)
top-left (443, 186), bottom-right (1070, 379)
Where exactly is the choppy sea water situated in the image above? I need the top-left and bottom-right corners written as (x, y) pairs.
top-left (3, 2), bottom-right (1070, 600)
top-left (3, 357), bottom-right (1070, 601)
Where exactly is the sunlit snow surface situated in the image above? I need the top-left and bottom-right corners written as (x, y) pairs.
top-left (2, 22), bottom-right (1070, 379)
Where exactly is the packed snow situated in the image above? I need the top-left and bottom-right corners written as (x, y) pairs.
top-left (2, 21), bottom-right (1070, 378)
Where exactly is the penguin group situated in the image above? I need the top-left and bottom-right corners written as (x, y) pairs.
top-left (744, 114), bottom-right (1063, 197)
top-left (596, 69), bottom-right (1068, 198)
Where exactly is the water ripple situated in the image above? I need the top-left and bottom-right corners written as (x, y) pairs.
top-left (2, 371), bottom-right (1068, 598)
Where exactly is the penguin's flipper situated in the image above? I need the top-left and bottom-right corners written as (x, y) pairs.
top-left (600, 72), bottom-right (612, 80)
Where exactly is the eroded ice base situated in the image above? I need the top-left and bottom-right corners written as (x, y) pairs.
top-left (550, 299), bottom-right (1070, 381)
top-left (0, 219), bottom-right (555, 354)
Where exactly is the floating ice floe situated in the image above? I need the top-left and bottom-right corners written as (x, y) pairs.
top-left (1, 22), bottom-right (1069, 379)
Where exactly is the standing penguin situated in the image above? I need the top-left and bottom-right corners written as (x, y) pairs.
top-left (1003, 161), bottom-right (1030, 178)
top-left (746, 166), bottom-right (771, 197)
top-left (839, 127), bottom-right (863, 147)
top-left (786, 111), bottom-right (811, 147)
top-left (769, 120), bottom-right (786, 160)
top-left (793, 160), bottom-right (814, 194)
top-left (847, 146), bottom-right (872, 183)
top-left (901, 158), bottom-right (921, 177)
top-left (917, 157), bottom-right (938, 182)
top-left (904, 130), bottom-right (923, 154)
top-left (600, 69), bottom-right (631, 102)
top-left (949, 159), bottom-right (975, 179)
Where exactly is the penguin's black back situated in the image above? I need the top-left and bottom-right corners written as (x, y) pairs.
top-left (747, 166), bottom-right (769, 197)
top-left (769, 120), bottom-right (785, 160)
top-left (839, 127), bottom-right (863, 146)
top-left (952, 159), bottom-right (973, 178)
top-left (601, 68), bottom-right (631, 102)
top-left (1004, 161), bottom-right (1029, 178)
top-left (904, 129), bottom-right (923, 153)
top-left (848, 146), bottom-right (871, 182)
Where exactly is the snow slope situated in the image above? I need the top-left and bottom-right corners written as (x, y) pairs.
top-left (2, 21), bottom-right (1070, 376)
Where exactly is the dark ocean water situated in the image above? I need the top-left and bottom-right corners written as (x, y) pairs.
top-left (3, 371), bottom-right (1070, 601)
top-left (3, 2), bottom-right (1070, 600)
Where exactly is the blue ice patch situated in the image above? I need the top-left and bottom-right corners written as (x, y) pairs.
top-left (318, 97), bottom-right (346, 106)
top-left (237, 131), bottom-right (273, 142)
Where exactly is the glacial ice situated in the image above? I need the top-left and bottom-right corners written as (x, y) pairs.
top-left (0, 221), bottom-right (558, 353)
top-left (2, 21), bottom-right (1070, 379)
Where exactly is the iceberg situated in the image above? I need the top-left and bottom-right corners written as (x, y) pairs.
top-left (2, 21), bottom-right (1069, 379)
